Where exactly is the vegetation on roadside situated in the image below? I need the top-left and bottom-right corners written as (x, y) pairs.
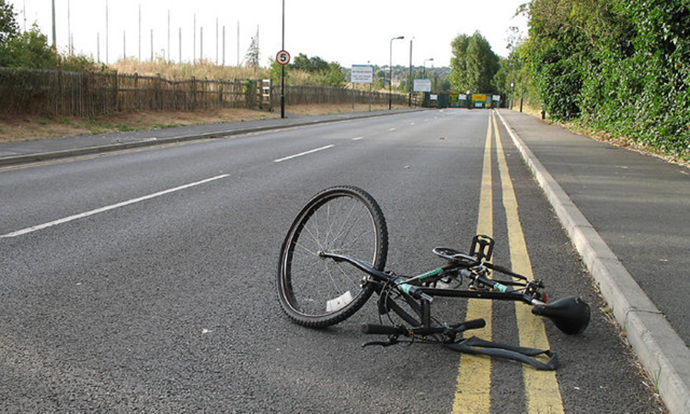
top-left (0, 1), bottom-right (104, 72)
top-left (499, 0), bottom-right (689, 162)
top-left (445, 1), bottom-right (689, 162)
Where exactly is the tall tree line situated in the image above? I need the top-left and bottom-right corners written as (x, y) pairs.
top-left (449, 32), bottom-right (500, 94)
top-left (449, 0), bottom-right (688, 159)
top-left (518, 0), bottom-right (689, 158)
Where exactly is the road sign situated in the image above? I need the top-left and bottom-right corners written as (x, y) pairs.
top-left (276, 50), bottom-right (291, 65)
top-left (414, 78), bottom-right (432, 92)
top-left (351, 65), bottom-right (373, 84)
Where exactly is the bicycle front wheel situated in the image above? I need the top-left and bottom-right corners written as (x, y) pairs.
top-left (277, 186), bottom-right (388, 328)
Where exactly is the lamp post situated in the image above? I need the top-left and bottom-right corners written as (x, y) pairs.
top-left (389, 36), bottom-right (404, 110)
top-left (423, 58), bottom-right (434, 77)
top-left (281, 0), bottom-right (286, 118)
top-left (408, 38), bottom-right (413, 107)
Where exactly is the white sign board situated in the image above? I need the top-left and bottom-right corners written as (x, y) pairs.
top-left (351, 65), bottom-right (374, 84)
top-left (414, 78), bottom-right (432, 92)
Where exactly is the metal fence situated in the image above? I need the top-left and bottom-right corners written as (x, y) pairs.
top-left (0, 67), bottom-right (412, 117)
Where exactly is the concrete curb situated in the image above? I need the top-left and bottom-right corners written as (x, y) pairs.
top-left (0, 109), bottom-right (421, 167)
top-left (496, 110), bottom-right (690, 414)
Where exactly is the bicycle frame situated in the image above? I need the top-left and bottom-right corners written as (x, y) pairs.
top-left (320, 241), bottom-right (590, 370)
top-left (321, 250), bottom-right (544, 309)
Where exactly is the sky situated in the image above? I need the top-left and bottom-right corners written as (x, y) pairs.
top-left (8, 0), bottom-right (528, 69)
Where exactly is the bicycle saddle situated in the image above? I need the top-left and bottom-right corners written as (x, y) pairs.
top-left (532, 296), bottom-right (590, 335)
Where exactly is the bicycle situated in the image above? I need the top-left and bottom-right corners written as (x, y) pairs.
top-left (276, 186), bottom-right (591, 370)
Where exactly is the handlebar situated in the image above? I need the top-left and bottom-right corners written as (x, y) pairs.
top-left (361, 324), bottom-right (408, 335)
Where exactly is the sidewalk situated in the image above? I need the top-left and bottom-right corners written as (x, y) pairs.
top-left (497, 109), bottom-right (690, 414)
top-left (0, 109), bottom-right (414, 166)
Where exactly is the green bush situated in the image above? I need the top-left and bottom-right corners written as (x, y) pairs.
top-left (514, 0), bottom-right (689, 159)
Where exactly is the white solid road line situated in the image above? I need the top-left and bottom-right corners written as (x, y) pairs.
top-left (0, 174), bottom-right (229, 238)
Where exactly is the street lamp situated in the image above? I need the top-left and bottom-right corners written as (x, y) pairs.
top-left (389, 36), bottom-right (404, 110)
top-left (423, 58), bottom-right (434, 77)
top-left (408, 38), bottom-right (413, 107)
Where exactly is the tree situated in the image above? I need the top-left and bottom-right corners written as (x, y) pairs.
top-left (449, 31), bottom-right (499, 93)
top-left (322, 62), bottom-right (346, 87)
top-left (1, 24), bottom-right (59, 68)
top-left (0, 1), bottom-right (99, 70)
top-left (0, 0), bottom-right (19, 46)
top-left (291, 53), bottom-right (329, 73)
top-left (520, 0), bottom-right (689, 158)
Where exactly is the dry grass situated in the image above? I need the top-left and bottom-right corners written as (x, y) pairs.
top-left (112, 58), bottom-right (270, 80)
top-left (0, 108), bottom-right (274, 143)
top-left (0, 103), bottom-right (407, 143)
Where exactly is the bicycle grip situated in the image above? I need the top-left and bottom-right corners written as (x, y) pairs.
top-left (460, 318), bottom-right (486, 331)
top-left (361, 324), bottom-right (408, 336)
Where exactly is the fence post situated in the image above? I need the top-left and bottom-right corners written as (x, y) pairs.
top-left (133, 73), bottom-right (139, 111)
top-left (217, 80), bottom-right (223, 106)
top-left (113, 71), bottom-right (119, 113)
top-left (155, 73), bottom-right (162, 110)
top-left (191, 76), bottom-right (197, 110)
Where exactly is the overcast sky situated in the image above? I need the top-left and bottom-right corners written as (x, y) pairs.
top-left (9, 0), bottom-right (528, 68)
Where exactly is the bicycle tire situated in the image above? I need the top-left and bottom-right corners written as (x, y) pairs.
top-left (277, 186), bottom-right (388, 328)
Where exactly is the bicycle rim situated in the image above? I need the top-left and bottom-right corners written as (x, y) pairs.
top-left (277, 186), bottom-right (388, 328)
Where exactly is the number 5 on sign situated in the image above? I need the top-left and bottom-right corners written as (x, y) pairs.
top-left (276, 50), bottom-right (290, 65)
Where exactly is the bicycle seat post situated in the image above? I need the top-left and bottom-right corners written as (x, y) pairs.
top-left (422, 299), bottom-right (432, 328)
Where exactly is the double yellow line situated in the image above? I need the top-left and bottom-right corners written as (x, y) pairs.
top-left (452, 111), bottom-right (564, 413)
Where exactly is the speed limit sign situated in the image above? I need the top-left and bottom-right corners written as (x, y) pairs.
top-left (276, 50), bottom-right (290, 65)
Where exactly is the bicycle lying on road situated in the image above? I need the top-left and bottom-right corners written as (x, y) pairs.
top-left (277, 186), bottom-right (590, 370)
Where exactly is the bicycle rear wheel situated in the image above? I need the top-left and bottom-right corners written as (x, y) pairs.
top-left (277, 186), bottom-right (388, 328)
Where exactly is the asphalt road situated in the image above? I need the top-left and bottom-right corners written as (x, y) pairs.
top-left (0, 110), bottom-right (663, 412)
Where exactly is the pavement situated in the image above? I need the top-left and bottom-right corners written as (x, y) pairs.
top-left (2, 108), bottom-right (689, 413)
top-left (0, 110), bottom-right (414, 165)
top-left (496, 109), bottom-right (690, 414)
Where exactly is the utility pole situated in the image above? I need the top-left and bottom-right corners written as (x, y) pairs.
top-left (138, 3), bottom-right (141, 61)
top-left (193, 14), bottom-right (196, 64)
top-left (51, 0), bottom-right (56, 49)
top-left (167, 10), bottom-right (170, 63)
top-left (67, 0), bottom-right (71, 54)
top-left (105, 0), bottom-right (109, 64)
